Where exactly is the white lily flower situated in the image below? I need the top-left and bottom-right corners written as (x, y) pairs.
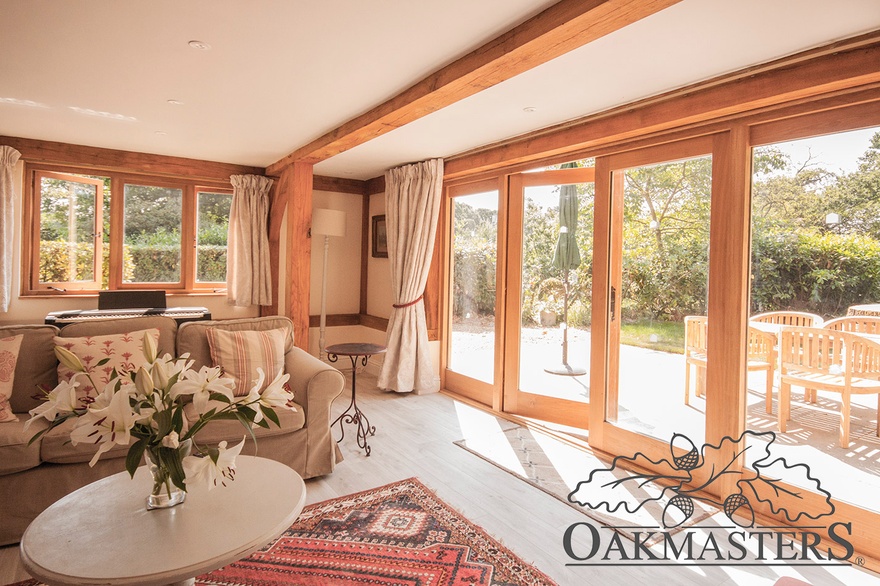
top-left (182, 437), bottom-right (245, 490)
top-left (169, 366), bottom-right (235, 415)
top-left (143, 332), bottom-right (158, 363)
top-left (238, 368), bottom-right (266, 423)
top-left (24, 379), bottom-right (81, 431)
top-left (161, 430), bottom-right (180, 449)
top-left (70, 390), bottom-right (140, 467)
top-left (54, 346), bottom-right (85, 372)
top-left (260, 369), bottom-right (294, 411)
top-left (134, 366), bottom-right (154, 397)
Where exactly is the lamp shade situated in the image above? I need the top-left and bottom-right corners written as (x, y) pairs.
top-left (312, 208), bottom-right (347, 237)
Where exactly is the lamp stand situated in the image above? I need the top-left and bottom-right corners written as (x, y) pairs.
top-left (319, 234), bottom-right (330, 359)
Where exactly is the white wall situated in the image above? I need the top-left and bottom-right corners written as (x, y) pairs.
top-left (367, 192), bottom-right (392, 318)
top-left (308, 190), bottom-right (362, 317)
top-left (0, 159), bottom-right (257, 326)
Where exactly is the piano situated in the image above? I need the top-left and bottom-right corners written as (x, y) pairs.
top-left (45, 307), bottom-right (212, 326)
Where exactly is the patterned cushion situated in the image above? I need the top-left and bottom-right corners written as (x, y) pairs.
top-left (0, 335), bottom-right (23, 423)
top-left (206, 327), bottom-right (286, 396)
top-left (53, 328), bottom-right (160, 399)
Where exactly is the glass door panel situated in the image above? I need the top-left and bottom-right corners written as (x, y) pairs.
top-left (445, 183), bottom-right (501, 406)
top-left (504, 168), bottom-right (594, 428)
top-left (612, 154), bottom-right (712, 445)
top-left (746, 125), bottom-right (880, 514)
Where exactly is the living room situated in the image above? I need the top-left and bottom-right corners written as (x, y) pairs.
top-left (2, 1), bottom-right (880, 585)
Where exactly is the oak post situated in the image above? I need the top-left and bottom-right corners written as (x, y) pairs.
top-left (287, 162), bottom-right (314, 351)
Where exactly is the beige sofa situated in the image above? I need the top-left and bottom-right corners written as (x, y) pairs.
top-left (0, 315), bottom-right (345, 546)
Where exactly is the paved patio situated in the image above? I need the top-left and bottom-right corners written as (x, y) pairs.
top-left (449, 324), bottom-right (880, 514)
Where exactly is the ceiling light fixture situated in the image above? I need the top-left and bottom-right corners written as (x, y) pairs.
top-left (154, 131), bottom-right (167, 136)
top-left (188, 40), bottom-right (211, 50)
top-left (0, 97), bottom-right (48, 108)
top-left (69, 106), bottom-right (136, 121)
top-left (523, 106), bottom-right (537, 113)
top-left (166, 99), bottom-right (184, 105)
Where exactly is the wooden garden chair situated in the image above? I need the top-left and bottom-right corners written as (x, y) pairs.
top-left (747, 326), bottom-right (777, 414)
top-left (751, 311), bottom-right (824, 327)
top-left (778, 326), bottom-right (880, 448)
top-left (823, 316), bottom-right (880, 334)
top-left (684, 316), bottom-right (708, 405)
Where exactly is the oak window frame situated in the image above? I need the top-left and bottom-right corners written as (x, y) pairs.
top-left (22, 162), bottom-right (233, 296)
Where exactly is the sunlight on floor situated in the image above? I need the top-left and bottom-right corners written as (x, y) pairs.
top-left (453, 400), bottom-right (527, 476)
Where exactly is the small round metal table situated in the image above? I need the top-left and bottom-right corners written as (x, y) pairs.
top-left (326, 342), bottom-right (386, 457)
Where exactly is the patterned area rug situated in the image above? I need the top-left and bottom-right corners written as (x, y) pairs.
top-left (6, 478), bottom-right (555, 586)
top-left (455, 425), bottom-right (717, 546)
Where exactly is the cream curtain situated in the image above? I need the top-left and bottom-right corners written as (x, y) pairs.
top-left (378, 159), bottom-right (443, 393)
top-left (227, 174), bottom-right (274, 307)
top-left (0, 147), bottom-right (21, 313)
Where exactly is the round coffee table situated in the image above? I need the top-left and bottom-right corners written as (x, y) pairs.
top-left (20, 456), bottom-right (305, 586)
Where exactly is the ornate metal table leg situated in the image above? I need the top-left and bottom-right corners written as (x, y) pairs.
top-left (328, 353), bottom-right (376, 456)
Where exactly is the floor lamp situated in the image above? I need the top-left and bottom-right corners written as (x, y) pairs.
top-left (312, 208), bottom-right (347, 358)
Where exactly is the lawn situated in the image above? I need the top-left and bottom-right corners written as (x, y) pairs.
top-left (619, 319), bottom-right (684, 354)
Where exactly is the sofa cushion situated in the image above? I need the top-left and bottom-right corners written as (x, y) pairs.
top-left (183, 400), bottom-right (305, 445)
top-left (0, 335), bottom-right (23, 423)
top-left (60, 316), bottom-right (177, 361)
top-left (40, 417), bottom-right (130, 465)
top-left (206, 327), bottom-right (286, 396)
top-left (0, 416), bottom-right (48, 475)
top-left (0, 324), bottom-right (60, 414)
top-left (54, 328), bottom-right (160, 400)
top-left (178, 317), bottom-right (294, 370)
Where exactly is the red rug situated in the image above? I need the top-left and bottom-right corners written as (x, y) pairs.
top-left (198, 477), bottom-right (555, 586)
top-left (8, 478), bottom-right (554, 586)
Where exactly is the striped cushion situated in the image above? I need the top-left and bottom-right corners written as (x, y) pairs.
top-left (206, 327), bottom-right (286, 396)
top-left (0, 335), bottom-right (23, 422)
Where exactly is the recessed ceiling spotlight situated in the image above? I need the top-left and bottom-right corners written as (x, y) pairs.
top-left (188, 40), bottom-right (211, 51)
top-left (154, 130), bottom-right (167, 136)
top-left (69, 106), bottom-right (136, 121)
top-left (523, 106), bottom-right (537, 113)
top-left (167, 99), bottom-right (184, 105)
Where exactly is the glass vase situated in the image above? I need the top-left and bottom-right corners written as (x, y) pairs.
top-left (145, 438), bottom-right (192, 510)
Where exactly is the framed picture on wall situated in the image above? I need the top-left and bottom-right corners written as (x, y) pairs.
top-left (372, 215), bottom-right (388, 258)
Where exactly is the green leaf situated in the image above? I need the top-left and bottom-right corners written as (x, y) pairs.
top-left (263, 407), bottom-right (280, 427)
top-left (209, 392), bottom-right (231, 404)
top-left (235, 412), bottom-right (258, 447)
top-left (96, 357), bottom-right (111, 366)
top-left (126, 438), bottom-right (148, 478)
top-left (171, 405), bottom-right (184, 433)
top-left (155, 409), bottom-right (172, 439)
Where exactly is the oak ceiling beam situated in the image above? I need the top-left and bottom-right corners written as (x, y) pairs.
top-left (266, 0), bottom-right (682, 176)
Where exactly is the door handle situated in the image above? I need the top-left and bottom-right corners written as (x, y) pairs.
top-left (610, 286), bottom-right (616, 322)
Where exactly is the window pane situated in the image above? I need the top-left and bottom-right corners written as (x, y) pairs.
top-left (123, 184), bottom-right (182, 283)
top-left (747, 126), bottom-right (880, 512)
top-left (519, 181), bottom-right (592, 401)
top-left (449, 191), bottom-right (498, 384)
top-left (38, 176), bottom-right (98, 283)
top-left (196, 191), bottom-right (232, 282)
top-left (614, 155), bottom-right (712, 445)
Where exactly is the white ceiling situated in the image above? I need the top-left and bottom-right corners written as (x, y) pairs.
top-left (2, 0), bottom-right (879, 181)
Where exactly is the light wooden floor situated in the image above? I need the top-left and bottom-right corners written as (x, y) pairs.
top-left (3, 371), bottom-right (880, 586)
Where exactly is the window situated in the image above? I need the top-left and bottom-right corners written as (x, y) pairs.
top-left (25, 165), bottom-right (232, 294)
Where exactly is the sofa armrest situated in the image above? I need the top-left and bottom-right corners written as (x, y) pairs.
top-left (285, 347), bottom-right (345, 427)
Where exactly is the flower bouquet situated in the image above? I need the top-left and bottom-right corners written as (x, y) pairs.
top-left (26, 332), bottom-right (295, 509)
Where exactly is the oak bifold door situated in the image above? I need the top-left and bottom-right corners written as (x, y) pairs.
top-left (444, 168), bottom-right (595, 429)
top-left (588, 136), bottom-right (727, 495)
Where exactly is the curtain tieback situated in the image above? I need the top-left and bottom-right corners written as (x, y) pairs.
top-left (393, 294), bottom-right (424, 309)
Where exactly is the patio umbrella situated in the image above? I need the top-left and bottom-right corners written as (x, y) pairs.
top-left (545, 163), bottom-right (586, 376)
